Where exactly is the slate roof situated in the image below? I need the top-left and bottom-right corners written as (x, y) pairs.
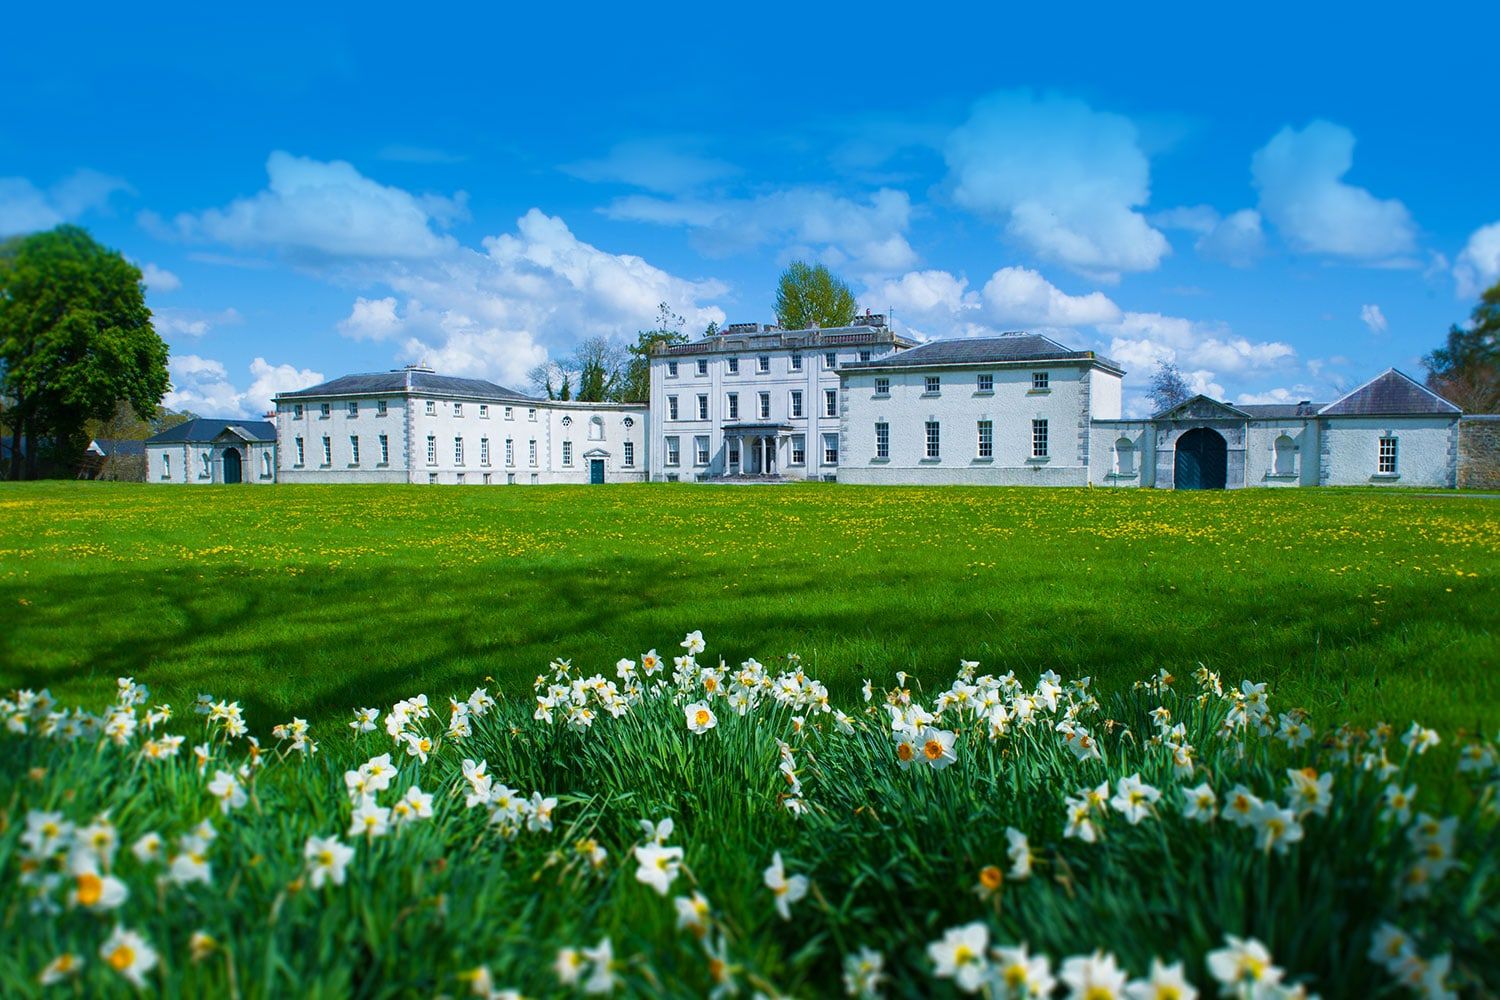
top-left (1238, 402), bottom-right (1327, 419)
top-left (664, 324), bottom-right (917, 356)
top-left (1318, 369), bottom-right (1462, 416)
top-left (276, 369), bottom-right (537, 403)
top-left (92, 439), bottom-right (147, 457)
top-left (839, 334), bottom-right (1124, 375)
top-left (146, 419), bottom-right (276, 444)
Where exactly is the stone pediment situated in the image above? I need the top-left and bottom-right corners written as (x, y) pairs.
top-left (1154, 395), bottom-right (1250, 422)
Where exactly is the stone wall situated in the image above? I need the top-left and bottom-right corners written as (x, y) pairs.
top-left (1458, 416), bottom-right (1500, 489)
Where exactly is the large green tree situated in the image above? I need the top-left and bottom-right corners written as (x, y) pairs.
top-left (773, 261), bottom-right (858, 331)
top-left (617, 303), bottom-right (688, 403)
top-left (0, 226), bottom-right (169, 478)
top-left (1425, 279), bottom-right (1499, 413)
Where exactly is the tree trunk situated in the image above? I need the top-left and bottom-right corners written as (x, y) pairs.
top-left (7, 397), bottom-right (22, 481)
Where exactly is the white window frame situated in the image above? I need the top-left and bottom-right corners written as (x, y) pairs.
top-left (1031, 419), bottom-right (1049, 459)
top-left (758, 392), bottom-right (770, 419)
top-left (924, 375), bottom-right (940, 396)
top-left (790, 353), bottom-right (802, 371)
top-left (321, 436), bottom-right (332, 466)
top-left (425, 400), bottom-right (436, 416)
top-left (667, 361), bottom-right (679, 378)
top-left (1378, 436), bottom-right (1398, 475)
top-left (426, 435), bottom-right (437, 466)
top-left (348, 401), bottom-right (358, 417)
top-left (377, 400), bottom-right (388, 417)
top-left (790, 390), bottom-right (803, 418)
top-left (479, 404), bottom-right (489, 419)
top-left (824, 389), bottom-right (837, 418)
top-left (727, 356), bottom-right (739, 375)
top-left (874, 377), bottom-right (889, 396)
top-left (505, 439), bottom-right (514, 466)
top-left (161, 454), bottom-right (171, 479)
top-left (668, 395), bottom-right (679, 420)
top-left (665, 436), bottom-right (681, 467)
top-left (977, 420), bottom-right (993, 459)
top-left (379, 434), bottom-right (389, 465)
top-left (696, 358), bottom-right (708, 377)
top-left (454, 437), bottom-right (465, 466)
top-left (790, 434), bottom-right (805, 465)
top-left (977, 374), bottom-right (994, 393)
top-left (295, 437), bottom-right (305, 466)
top-left (757, 355), bottom-right (770, 374)
top-left (623, 441), bottom-right (635, 467)
top-left (823, 433), bottom-right (838, 465)
top-left (1032, 371), bottom-right (1050, 391)
top-left (824, 352), bottom-right (837, 369)
top-left (875, 422), bottom-right (889, 460)
top-left (925, 421), bottom-right (940, 460)
top-left (697, 394), bottom-right (708, 420)
top-left (292, 403), bottom-right (304, 419)
top-left (481, 437), bottom-right (491, 467)
top-left (726, 393), bottom-right (739, 420)
top-left (529, 439), bottom-right (538, 467)
top-left (694, 435), bottom-right (710, 466)
top-left (562, 441), bottom-right (573, 466)
top-left (349, 435), bottom-right (360, 465)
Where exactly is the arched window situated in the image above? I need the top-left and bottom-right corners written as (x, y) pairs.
top-left (1273, 434), bottom-right (1296, 476)
top-left (1114, 437), bottom-right (1135, 476)
top-left (262, 452), bottom-right (272, 478)
top-left (589, 416), bottom-right (605, 441)
top-left (200, 453), bottom-right (210, 478)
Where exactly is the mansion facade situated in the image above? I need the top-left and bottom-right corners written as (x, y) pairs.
top-left (145, 322), bottom-right (1483, 490)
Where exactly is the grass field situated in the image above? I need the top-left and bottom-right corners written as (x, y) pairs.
top-left (1, 482), bottom-right (1496, 732)
top-left (2, 482), bottom-right (1498, 996)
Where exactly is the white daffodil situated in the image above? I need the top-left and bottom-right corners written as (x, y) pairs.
top-left (919, 726), bottom-right (958, 770)
top-left (1182, 783), bottom-right (1217, 823)
top-left (1205, 936), bottom-right (1283, 995)
top-left (843, 946), bottom-right (886, 998)
top-left (1060, 950), bottom-right (1127, 999)
top-left (634, 843), bottom-right (684, 896)
top-left (685, 701), bottom-right (718, 734)
top-left (349, 707), bottom-right (379, 732)
top-left (1250, 801), bottom-right (1304, 855)
top-left (38, 952), bottom-right (83, 986)
top-left (991, 943), bottom-right (1056, 998)
top-left (1124, 958), bottom-right (1198, 1000)
top-left (1382, 783), bottom-right (1417, 824)
top-left (582, 937), bottom-right (618, 995)
top-left (1367, 923), bottom-right (1415, 973)
top-left (1110, 774), bottom-right (1161, 825)
top-left (67, 860), bottom-right (129, 911)
top-left (131, 832), bottom-right (163, 864)
top-left (304, 835), bottom-right (355, 889)
top-left (1401, 722), bottom-right (1440, 756)
top-left (1006, 827), bottom-right (1033, 881)
top-left (1221, 785), bottom-right (1261, 828)
top-left (1064, 798), bottom-right (1099, 844)
top-left (682, 630), bottom-right (706, 655)
top-left (392, 785), bottom-right (434, 825)
top-left (674, 890), bottom-right (711, 934)
top-left (100, 925), bottom-right (158, 989)
top-left (1284, 768), bottom-right (1332, 817)
top-left (763, 851), bottom-right (808, 920)
top-left (349, 799), bottom-right (389, 839)
top-left (206, 769), bottom-right (247, 815)
top-left (927, 922), bottom-right (989, 993)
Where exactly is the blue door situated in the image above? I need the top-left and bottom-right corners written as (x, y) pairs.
top-left (1175, 428), bottom-right (1227, 489)
top-left (589, 459), bottom-right (605, 484)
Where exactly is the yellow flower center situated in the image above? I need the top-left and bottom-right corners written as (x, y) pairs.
top-left (978, 866), bottom-right (1003, 890)
top-left (1085, 988), bottom-right (1115, 1000)
top-left (695, 710), bottom-right (711, 726)
top-left (107, 944), bottom-right (134, 973)
top-left (953, 945), bottom-right (976, 965)
top-left (318, 850), bottom-right (334, 867)
top-left (704, 677), bottom-right (717, 692)
top-left (1005, 965), bottom-right (1028, 987)
top-left (76, 873), bottom-right (103, 906)
top-left (923, 739), bottom-right (945, 760)
top-left (896, 743), bottom-right (914, 761)
top-left (1157, 988), bottom-right (1181, 1000)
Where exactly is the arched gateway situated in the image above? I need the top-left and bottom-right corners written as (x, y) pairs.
top-left (1174, 427), bottom-right (1227, 490)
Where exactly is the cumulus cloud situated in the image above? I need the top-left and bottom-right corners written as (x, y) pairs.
top-left (172, 151), bottom-right (465, 259)
top-left (330, 209), bottom-right (727, 389)
top-left (1360, 303), bottom-right (1388, 334)
top-left (944, 91), bottom-right (1169, 280)
top-left (0, 169), bottom-right (131, 236)
top-left (564, 139), bottom-right (737, 193)
top-left (981, 266), bottom-right (1121, 328)
top-left (1454, 220), bottom-right (1500, 298)
top-left (1251, 121), bottom-right (1416, 260)
top-left (1100, 311), bottom-right (1296, 378)
top-left (154, 307), bottom-right (243, 339)
top-left (1153, 205), bottom-right (1266, 266)
top-left (165, 355), bottom-right (323, 418)
top-left (138, 262), bottom-right (182, 292)
top-left (1235, 385), bottom-right (1323, 406)
top-left (605, 187), bottom-right (917, 274)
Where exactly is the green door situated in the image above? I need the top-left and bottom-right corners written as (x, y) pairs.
top-left (223, 447), bottom-right (243, 484)
top-left (589, 459), bottom-right (605, 484)
top-left (1174, 429), bottom-right (1226, 490)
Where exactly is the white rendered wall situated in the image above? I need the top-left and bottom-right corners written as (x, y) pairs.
top-left (1244, 420), bottom-right (1319, 487)
top-left (1319, 417), bottom-right (1457, 487)
top-left (839, 364), bottom-right (1094, 486)
top-left (1088, 420), bottom-right (1153, 487)
top-left (649, 344), bottom-right (896, 481)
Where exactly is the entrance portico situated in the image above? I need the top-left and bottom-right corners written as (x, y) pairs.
top-left (722, 422), bottom-right (792, 478)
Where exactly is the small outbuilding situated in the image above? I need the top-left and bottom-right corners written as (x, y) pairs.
top-left (145, 418), bottom-right (277, 484)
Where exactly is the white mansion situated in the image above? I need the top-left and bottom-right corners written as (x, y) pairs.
top-left (146, 318), bottom-right (1479, 490)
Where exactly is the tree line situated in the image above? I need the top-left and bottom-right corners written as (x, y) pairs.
top-left (1, 227), bottom-right (1495, 480)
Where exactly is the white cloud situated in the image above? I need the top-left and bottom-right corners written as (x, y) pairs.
top-left (944, 91), bottom-right (1169, 280)
top-left (165, 355), bottom-right (323, 418)
top-left (173, 151), bottom-right (465, 259)
top-left (332, 209), bottom-right (727, 389)
top-left (565, 140), bottom-right (737, 193)
top-left (154, 307), bottom-right (242, 339)
top-left (0, 169), bottom-right (131, 236)
top-left (1251, 121), bottom-right (1416, 260)
top-left (1235, 386), bottom-right (1322, 406)
top-left (1360, 303), bottom-right (1388, 334)
top-left (139, 262), bottom-right (181, 293)
top-left (981, 266), bottom-right (1121, 328)
top-left (1154, 205), bottom-right (1265, 266)
top-left (337, 296), bottom-right (404, 341)
top-left (605, 186), bottom-right (917, 274)
top-left (1454, 220), bottom-right (1500, 298)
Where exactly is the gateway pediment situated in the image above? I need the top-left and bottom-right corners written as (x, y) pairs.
top-left (1154, 395), bottom-right (1249, 422)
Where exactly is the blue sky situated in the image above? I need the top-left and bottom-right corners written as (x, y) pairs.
top-left (4, 3), bottom-right (1498, 417)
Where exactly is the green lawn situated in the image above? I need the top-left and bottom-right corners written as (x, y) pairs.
top-left (1, 482), bottom-right (1496, 733)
